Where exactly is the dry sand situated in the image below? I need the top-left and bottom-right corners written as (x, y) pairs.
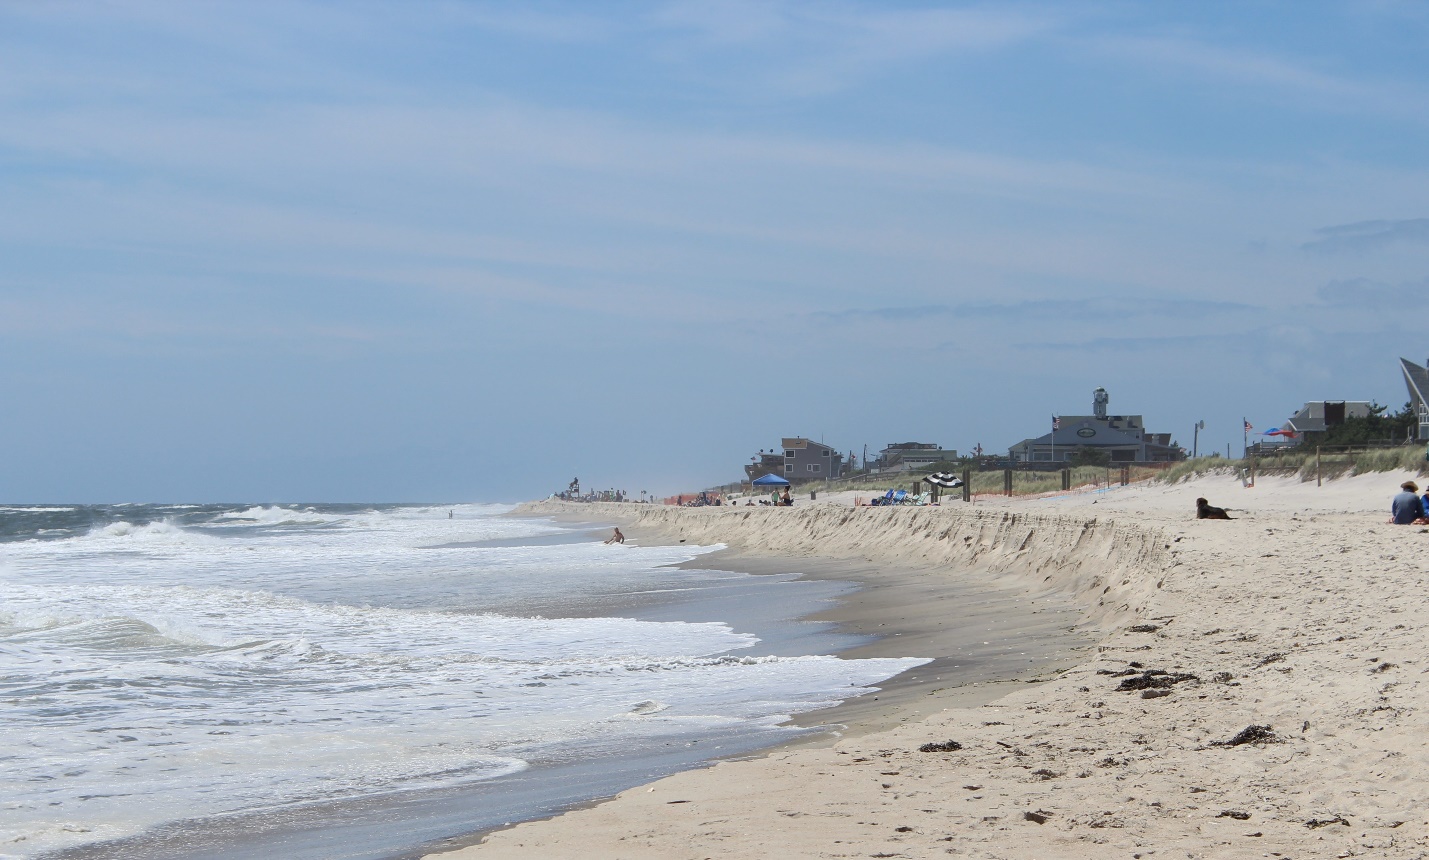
top-left (428, 469), bottom-right (1429, 859)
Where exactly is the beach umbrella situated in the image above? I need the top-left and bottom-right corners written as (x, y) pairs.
top-left (751, 473), bottom-right (791, 486)
top-left (926, 472), bottom-right (964, 488)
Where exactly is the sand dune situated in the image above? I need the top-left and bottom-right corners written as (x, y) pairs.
top-left (431, 469), bottom-right (1429, 859)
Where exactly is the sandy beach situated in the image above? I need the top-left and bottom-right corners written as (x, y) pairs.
top-left (425, 468), bottom-right (1429, 859)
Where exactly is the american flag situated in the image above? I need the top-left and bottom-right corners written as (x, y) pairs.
top-left (1243, 418), bottom-right (1252, 432)
top-left (1052, 416), bottom-right (1061, 430)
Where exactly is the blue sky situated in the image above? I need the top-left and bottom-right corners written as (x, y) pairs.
top-left (3, 1), bottom-right (1427, 501)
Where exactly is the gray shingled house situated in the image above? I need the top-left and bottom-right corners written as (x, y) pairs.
top-left (777, 437), bottom-right (843, 483)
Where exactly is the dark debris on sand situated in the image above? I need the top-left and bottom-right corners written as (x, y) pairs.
top-left (918, 740), bottom-right (963, 753)
top-left (1306, 815), bottom-right (1350, 829)
top-left (1114, 670), bottom-right (1199, 692)
top-left (1212, 725), bottom-right (1279, 747)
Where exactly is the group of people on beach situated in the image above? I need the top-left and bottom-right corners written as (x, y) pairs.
top-left (1391, 480), bottom-right (1429, 525)
top-left (728, 488), bottom-right (795, 505)
top-left (676, 492), bottom-right (725, 507)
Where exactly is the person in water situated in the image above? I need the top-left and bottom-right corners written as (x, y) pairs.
top-left (604, 527), bottom-right (625, 544)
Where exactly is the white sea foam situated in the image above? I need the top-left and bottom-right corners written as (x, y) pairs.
top-left (0, 503), bottom-right (923, 857)
top-left (81, 518), bottom-right (222, 547)
top-left (214, 505), bottom-right (337, 526)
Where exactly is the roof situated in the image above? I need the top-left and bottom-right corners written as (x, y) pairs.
top-left (1284, 401), bottom-right (1374, 434)
top-left (1404, 357), bottom-right (1429, 407)
top-left (1015, 418), bottom-right (1148, 451)
top-left (881, 442), bottom-right (940, 452)
top-left (781, 437), bottom-right (837, 452)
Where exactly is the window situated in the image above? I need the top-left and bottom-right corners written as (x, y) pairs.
top-left (784, 464), bottom-right (793, 472)
top-left (821, 449), bottom-right (830, 456)
top-left (784, 450), bottom-right (795, 458)
top-left (808, 464), bottom-right (820, 472)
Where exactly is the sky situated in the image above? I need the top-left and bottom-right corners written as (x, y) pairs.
top-left (2, 1), bottom-right (1428, 502)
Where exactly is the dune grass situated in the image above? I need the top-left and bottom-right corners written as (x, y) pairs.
top-left (1158, 456), bottom-right (1239, 484)
top-left (746, 445), bottom-right (1426, 500)
top-left (1157, 445), bottom-right (1428, 485)
top-left (815, 463), bottom-right (1170, 499)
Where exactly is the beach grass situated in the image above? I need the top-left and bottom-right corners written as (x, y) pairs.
top-left (810, 463), bottom-right (1172, 499)
top-left (1158, 445), bottom-right (1428, 484)
top-left (741, 444), bottom-right (1426, 503)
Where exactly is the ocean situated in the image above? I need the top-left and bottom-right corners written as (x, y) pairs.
top-left (0, 503), bottom-right (925, 860)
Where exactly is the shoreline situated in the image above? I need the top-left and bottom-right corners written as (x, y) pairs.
top-left (416, 498), bottom-right (1155, 859)
top-left (669, 548), bottom-right (1094, 739)
top-left (504, 503), bottom-right (1108, 739)
top-left (430, 470), bottom-right (1429, 859)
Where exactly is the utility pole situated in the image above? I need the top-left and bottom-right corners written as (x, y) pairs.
top-left (1193, 420), bottom-right (1205, 458)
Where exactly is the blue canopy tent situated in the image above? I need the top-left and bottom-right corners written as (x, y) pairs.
top-left (751, 473), bottom-right (791, 486)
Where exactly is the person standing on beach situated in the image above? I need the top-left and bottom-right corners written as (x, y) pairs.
top-left (1391, 481), bottom-right (1425, 524)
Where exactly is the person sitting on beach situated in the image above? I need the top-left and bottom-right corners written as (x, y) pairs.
top-left (780, 487), bottom-right (793, 507)
top-left (1195, 497), bottom-right (1232, 520)
top-left (604, 527), bottom-right (625, 545)
top-left (1391, 481), bottom-right (1426, 525)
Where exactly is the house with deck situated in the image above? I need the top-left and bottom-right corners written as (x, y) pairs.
top-left (744, 438), bottom-right (845, 483)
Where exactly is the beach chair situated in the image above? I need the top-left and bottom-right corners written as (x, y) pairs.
top-left (891, 489), bottom-right (907, 505)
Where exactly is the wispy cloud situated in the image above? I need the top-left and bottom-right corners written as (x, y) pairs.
top-left (0, 291), bottom-right (403, 347)
top-left (1087, 33), bottom-right (1429, 122)
top-left (1317, 276), bottom-right (1429, 305)
top-left (1095, 35), bottom-right (1360, 97)
top-left (1018, 323), bottom-right (1329, 356)
top-left (1302, 218), bottom-right (1429, 253)
top-left (650, 0), bottom-right (1062, 95)
top-left (440, 4), bottom-right (616, 42)
top-left (656, 0), bottom-right (1057, 51)
top-left (811, 296), bottom-right (1256, 324)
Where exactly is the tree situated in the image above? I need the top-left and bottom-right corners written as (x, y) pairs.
top-left (1069, 446), bottom-right (1111, 467)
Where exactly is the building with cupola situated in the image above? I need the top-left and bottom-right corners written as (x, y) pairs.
top-left (1008, 388), bottom-right (1184, 464)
